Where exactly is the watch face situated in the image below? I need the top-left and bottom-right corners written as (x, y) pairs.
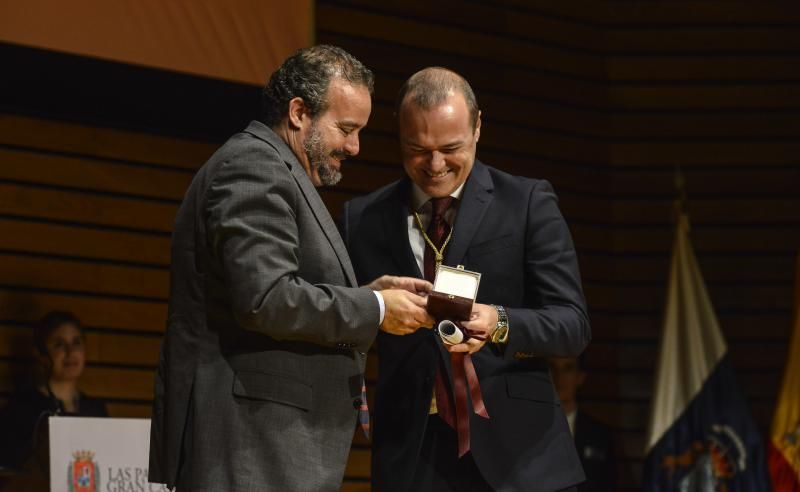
top-left (492, 326), bottom-right (508, 343)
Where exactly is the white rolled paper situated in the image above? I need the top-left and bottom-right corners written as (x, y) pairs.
top-left (437, 320), bottom-right (464, 345)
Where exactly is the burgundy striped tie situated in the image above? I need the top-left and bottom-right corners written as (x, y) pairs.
top-left (423, 197), bottom-right (454, 281)
top-left (424, 197), bottom-right (489, 457)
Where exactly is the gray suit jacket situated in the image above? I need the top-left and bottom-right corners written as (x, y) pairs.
top-left (149, 121), bottom-right (380, 491)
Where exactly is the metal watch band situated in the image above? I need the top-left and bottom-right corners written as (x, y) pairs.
top-left (492, 305), bottom-right (509, 344)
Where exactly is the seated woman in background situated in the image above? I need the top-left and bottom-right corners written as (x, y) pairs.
top-left (0, 310), bottom-right (107, 473)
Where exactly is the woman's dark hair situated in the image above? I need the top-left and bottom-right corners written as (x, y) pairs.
top-left (33, 310), bottom-right (82, 355)
top-left (261, 44), bottom-right (374, 127)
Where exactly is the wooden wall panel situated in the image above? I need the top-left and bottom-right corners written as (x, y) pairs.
top-left (606, 27), bottom-right (800, 53)
top-left (598, 2), bottom-right (800, 489)
top-left (0, 253), bottom-right (169, 300)
top-left (322, 33), bottom-right (605, 106)
top-left (491, 0), bottom-right (800, 25)
top-left (0, 288), bottom-right (167, 333)
top-left (0, 115), bottom-right (215, 170)
top-left (316, 4), bottom-right (602, 78)
top-left (0, 183), bottom-right (178, 232)
top-left (0, 117), bottom-right (180, 441)
top-left (0, 218), bottom-right (171, 266)
top-left (315, 1), bottom-right (800, 490)
top-left (0, 148), bottom-right (193, 200)
top-left (327, 0), bottom-right (598, 49)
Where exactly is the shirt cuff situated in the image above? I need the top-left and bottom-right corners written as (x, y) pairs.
top-left (373, 290), bottom-right (386, 325)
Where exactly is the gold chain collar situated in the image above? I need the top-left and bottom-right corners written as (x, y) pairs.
top-left (414, 210), bottom-right (453, 269)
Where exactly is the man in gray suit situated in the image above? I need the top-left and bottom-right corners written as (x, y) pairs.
top-left (148, 45), bottom-right (434, 491)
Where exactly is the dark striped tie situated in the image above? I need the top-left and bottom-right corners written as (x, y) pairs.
top-left (425, 196), bottom-right (489, 457)
top-left (358, 379), bottom-right (369, 438)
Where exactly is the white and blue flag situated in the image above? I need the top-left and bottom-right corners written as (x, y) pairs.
top-left (643, 213), bottom-right (769, 491)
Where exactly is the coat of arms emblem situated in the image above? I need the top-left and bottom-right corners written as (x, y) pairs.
top-left (68, 450), bottom-right (99, 492)
top-left (661, 424), bottom-right (747, 491)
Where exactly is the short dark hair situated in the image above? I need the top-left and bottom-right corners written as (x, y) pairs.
top-left (396, 67), bottom-right (480, 129)
top-left (34, 310), bottom-right (82, 355)
top-left (261, 45), bottom-right (374, 127)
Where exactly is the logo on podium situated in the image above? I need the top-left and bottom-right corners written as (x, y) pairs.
top-left (68, 450), bottom-right (99, 492)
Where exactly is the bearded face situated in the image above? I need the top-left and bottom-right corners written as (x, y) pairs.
top-left (302, 120), bottom-right (345, 186)
top-left (291, 79), bottom-right (371, 187)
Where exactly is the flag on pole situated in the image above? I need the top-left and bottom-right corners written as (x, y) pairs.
top-left (768, 252), bottom-right (800, 491)
top-left (643, 212), bottom-right (769, 491)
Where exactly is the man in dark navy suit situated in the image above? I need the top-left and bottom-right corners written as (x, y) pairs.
top-left (342, 67), bottom-right (591, 491)
top-left (550, 355), bottom-right (617, 492)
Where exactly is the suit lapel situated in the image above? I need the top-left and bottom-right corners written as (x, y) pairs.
top-left (435, 162), bottom-right (494, 379)
top-left (289, 166), bottom-right (359, 286)
top-left (423, 164), bottom-right (494, 382)
top-left (382, 179), bottom-right (453, 375)
top-left (244, 121), bottom-right (359, 287)
top-left (383, 180), bottom-right (422, 278)
top-left (445, 161), bottom-right (494, 267)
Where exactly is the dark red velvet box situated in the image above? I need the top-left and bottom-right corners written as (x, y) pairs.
top-left (426, 265), bottom-right (481, 322)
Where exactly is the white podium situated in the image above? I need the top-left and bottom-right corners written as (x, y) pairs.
top-left (48, 416), bottom-right (168, 492)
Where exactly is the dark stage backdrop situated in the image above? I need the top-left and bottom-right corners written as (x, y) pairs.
top-left (1, 2), bottom-right (799, 490)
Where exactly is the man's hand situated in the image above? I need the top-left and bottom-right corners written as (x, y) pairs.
top-left (447, 303), bottom-right (498, 354)
top-left (380, 289), bottom-right (435, 336)
top-left (367, 275), bottom-right (432, 296)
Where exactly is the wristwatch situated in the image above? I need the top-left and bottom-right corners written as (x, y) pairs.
top-left (491, 305), bottom-right (509, 344)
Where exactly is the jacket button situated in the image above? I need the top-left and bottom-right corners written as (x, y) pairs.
top-left (353, 398), bottom-right (363, 409)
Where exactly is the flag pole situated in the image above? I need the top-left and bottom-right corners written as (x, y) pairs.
top-left (673, 164), bottom-right (687, 221)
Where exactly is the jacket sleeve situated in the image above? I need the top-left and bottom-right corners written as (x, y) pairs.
top-left (503, 179), bottom-right (591, 358)
top-left (205, 139), bottom-right (379, 351)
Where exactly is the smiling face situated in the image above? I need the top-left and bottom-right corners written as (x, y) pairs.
top-left (40, 322), bottom-right (86, 383)
top-left (399, 91), bottom-right (480, 198)
top-left (298, 78), bottom-right (372, 186)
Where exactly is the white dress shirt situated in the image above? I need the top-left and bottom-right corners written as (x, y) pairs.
top-left (408, 183), bottom-right (466, 414)
top-left (370, 182), bottom-right (465, 328)
top-left (373, 291), bottom-right (385, 324)
top-left (407, 182), bottom-right (466, 275)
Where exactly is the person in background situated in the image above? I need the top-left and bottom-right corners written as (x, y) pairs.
top-left (549, 354), bottom-right (616, 492)
top-left (0, 311), bottom-right (107, 485)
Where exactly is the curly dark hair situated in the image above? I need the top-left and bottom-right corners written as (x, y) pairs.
top-left (261, 45), bottom-right (374, 127)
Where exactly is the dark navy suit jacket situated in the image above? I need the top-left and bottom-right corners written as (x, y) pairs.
top-left (575, 410), bottom-right (617, 492)
top-left (343, 161), bottom-right (591, 491)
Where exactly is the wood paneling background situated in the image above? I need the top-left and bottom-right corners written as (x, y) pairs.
top-left (316, 1), bottom-right (800, 489)
top-left (0, 114), bottom-right (208, 418)
top-left (1, 1), bottom-right (799, 490)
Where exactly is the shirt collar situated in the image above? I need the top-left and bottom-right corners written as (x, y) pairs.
top-left (410, 182), bottom-right (465, 212)
top-left (566, 407), bottom-right (577, 436)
